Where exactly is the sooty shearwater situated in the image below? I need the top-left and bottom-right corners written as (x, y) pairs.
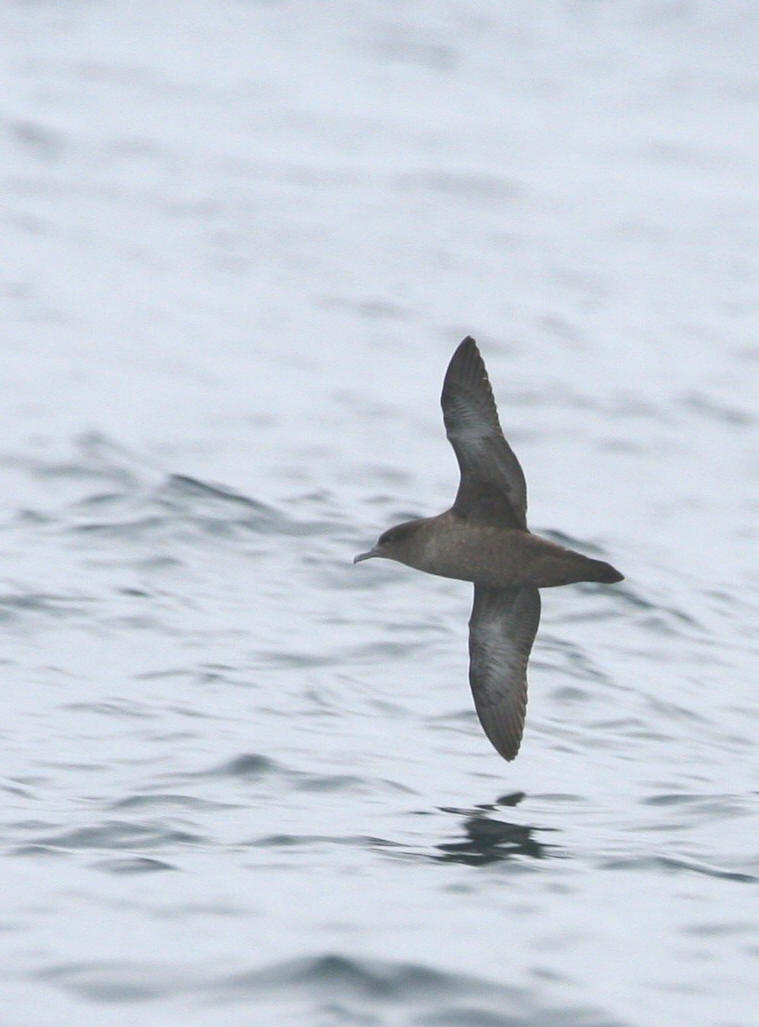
top-left (354, 336), bottom-right (623, 762)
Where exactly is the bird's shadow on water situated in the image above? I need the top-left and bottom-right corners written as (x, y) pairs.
top-left (431, 792), bottom-right (560, 866)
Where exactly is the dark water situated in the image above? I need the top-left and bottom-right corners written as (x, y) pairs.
top-left (3, 3), bottom-right (759, 1025)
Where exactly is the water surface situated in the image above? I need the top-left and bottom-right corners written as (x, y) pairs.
top-left (2, 3), bottom-right (759, 1025)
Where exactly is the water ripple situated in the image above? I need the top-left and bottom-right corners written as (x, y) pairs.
top-left (600, 856), bottom-right (756, 884)
top-left (33, 820), bottom-right (206, 850)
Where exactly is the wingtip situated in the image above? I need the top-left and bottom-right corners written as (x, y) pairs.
top-left (483, 720), bottom-right (524, 761)
top-left (495, 739), bottom-right (521, 762)
top-left (453, 335), bottom-right (480, 360)
top-left (473, 710), bottom-right (523, 762)
top-left (443, 335), bottom-right (488, 394)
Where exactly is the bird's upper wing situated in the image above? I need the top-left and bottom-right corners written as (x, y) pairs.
top-left (441, 336), bottom-right (527, 529)
top-left (468, 585), bottom-right (541, 761)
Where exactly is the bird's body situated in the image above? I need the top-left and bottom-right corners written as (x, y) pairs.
top-left (365, 511), bottom-right (620, 590)
top-left (354, 336), bottom-right (623, 762)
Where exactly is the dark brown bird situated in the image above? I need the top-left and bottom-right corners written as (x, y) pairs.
top-left (354, 336), bottom-right (623, 762)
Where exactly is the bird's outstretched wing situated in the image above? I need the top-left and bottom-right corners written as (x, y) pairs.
top-left (441, 336), bottom-right (527, 529)
top-left (468, 585), bottom-right (541, 761)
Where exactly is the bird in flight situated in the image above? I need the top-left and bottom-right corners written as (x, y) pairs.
top-left (354, 336), bottom-right (623, 762)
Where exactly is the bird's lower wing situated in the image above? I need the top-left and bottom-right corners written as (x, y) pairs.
top-left (468, 585), bottom-right (541, 761)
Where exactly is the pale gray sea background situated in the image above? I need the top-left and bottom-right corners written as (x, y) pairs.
top-left (2, 3), bottom-right (759, 1025)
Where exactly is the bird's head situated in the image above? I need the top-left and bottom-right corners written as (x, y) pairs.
top-left (353, 519), bottom-right (422, 566)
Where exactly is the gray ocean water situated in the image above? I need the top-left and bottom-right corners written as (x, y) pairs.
top-left (3, 3), bottom-right (759, 1025)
